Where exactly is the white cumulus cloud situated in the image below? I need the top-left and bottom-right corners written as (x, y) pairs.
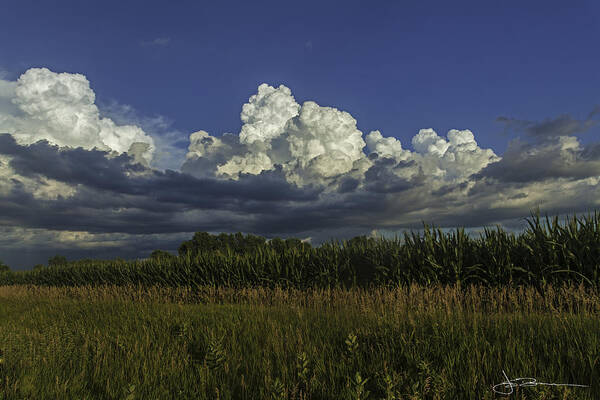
top-left (239, 83), bottom-right (300, 145)
top-left (183, 83), bottom-right (500, 189)
top-left (0, 68), bottom-right (155, 164)
top-left (365, 130), bottom-right (410, 161)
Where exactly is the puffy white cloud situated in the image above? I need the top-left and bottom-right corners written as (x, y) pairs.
top-left (183, 84), bottom-right (501, 190)
top-left (184, 130), bottom-right (244, 178)
top-left (412, 128), bottom-right (451, 156)
top-left (286, 102), bottom-right (365, 166)
top-left (98, 99), bottom-right (188, 171)
top-left (408, 128), bottom-right (500, 182)
top-left (184, 85), bottom-right (370, 186)
top-left (183, 84), bottom-right (372, 186)
top-left (239, 83), bottom-right (300, 145)
top-left (365, 130), bottom-right (410, 161)
top-left (283, 101), bottom-right (367, 184)
top-left (187, 130), bottom-right (226, 159)
top-left (0, 68), bottom-right (154, 164)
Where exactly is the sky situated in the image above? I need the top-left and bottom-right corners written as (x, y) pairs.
top-left (1, 0), bottom-right (599, 269)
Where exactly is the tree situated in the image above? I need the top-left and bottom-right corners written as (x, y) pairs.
top-left (269, 237), bottom-right (312, 252)
top-left (48, 255), bottom-right (68, 266)
top-left (179, 232), bottom-right (218, 256)
top-left (346, 236), bottom-right (376, 248)
top-left (0, 260), bottom-right (9, 273)
top-left (150, 250), bottom-right (176, 261)
top-left (285, 238), bottom-right (311, 251)
top-left (178, 232), bottom-right (268, 256)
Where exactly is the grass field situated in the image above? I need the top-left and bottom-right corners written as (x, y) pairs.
top-left (0, 283), bottom-right (598, 399)
top-left (1, 211), bottom-right (598, 399)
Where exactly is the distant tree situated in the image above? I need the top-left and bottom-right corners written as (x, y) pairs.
top-left (269, 237), bottom-right (312, 252)
top-left (178, 232), bottom-right (268, 256)
top-left (0, 260), bottom-right (9, 273)
top-left (150, 250), bottom-right (176, 260)
top-left (178, 232), bottom-right (218, 256)
top-left (285, 238), bottom-right (311, 250)
top-left (33, 264), bottom-right (45, 271)
top-left (221, 232), bottom-right (266, 253)
top-left (346, 236), bottom-right (376, 248)
top-left (48, 255), bottom-right (68, 266)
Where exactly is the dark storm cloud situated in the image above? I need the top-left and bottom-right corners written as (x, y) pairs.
top-left (0, 134), bottom-right (321, 204)
top-left (497, 107), bottom-right (599, 139)
top-left (474, 137), bottom-right (600, 183)
top-left (430, 181), bottom-right (470, 197)
top-left (0, 134), bottom-right (402, 238)
top-left (0, 134), bottom-right (438, 239)
top-left (363, 158), bottom-right (422, 193)
top-left (0, 135), bottom-right (336, 237)
top-left (1, 135), bottom-right (396, 237)
top-left (2, 132), bottom-right (598, 238)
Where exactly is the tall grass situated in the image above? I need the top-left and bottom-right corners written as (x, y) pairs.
top-left (2, 210), bottom-right (599, 290)
top-left (0, 283), bottom-right (598, 399)
top-left (1, 281), bottom-right (599, 314)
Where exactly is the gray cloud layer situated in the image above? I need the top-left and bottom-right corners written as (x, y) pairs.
top-left (0, 68), bottom-right (599, 268)
top-left (497, 107), bottom-right (599, 139)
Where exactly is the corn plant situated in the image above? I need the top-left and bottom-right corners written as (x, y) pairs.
top-left (2, 209), bottom-right (599, 291)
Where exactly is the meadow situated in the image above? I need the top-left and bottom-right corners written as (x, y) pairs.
top-left (0, 210), bottom-right (599, 399)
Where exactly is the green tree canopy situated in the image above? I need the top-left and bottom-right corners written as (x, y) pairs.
top-left (48, 255), bottom-right (68, 266)
top-left (345, 236), bottom-right (377, 248)
top-left (150, 250), bottom-right (176, 260)
top-left (268, 237), bottom-right (312, 252)
top-left (178, 232), bottom-right (268, 256)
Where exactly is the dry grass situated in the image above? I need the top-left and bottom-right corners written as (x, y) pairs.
top-left (1, 281), bottom-right (599, 314)
top-left (0, 283), bottom-right (598, 399)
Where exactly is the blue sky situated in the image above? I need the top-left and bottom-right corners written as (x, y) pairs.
top-left (3, 0), bottom-right (599, 154)
top-left (1, 0), bottom-right (600, 268)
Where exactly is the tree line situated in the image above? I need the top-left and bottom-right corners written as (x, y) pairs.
top-left (1, 232), bottom-right (326, 271)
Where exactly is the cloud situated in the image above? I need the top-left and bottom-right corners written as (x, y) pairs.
top-left (0, 78), bottom-right (18, 120)
top-left (497, 108), bottom-right (599, 139)
top-left (183, 84), bottom-right (499, 190)
top-left (475, 135), bottom-right (600, 183)
top-left (0, 68), bottom-right (155, 164)
top-left (1, 73), bottom-right (600, 268)
top-left (183, 83), bottom-right (373, 187)
top-left (0, 134), bottom-right (319, 206)
top-left (98, 99), bottom-right (188, 170)
top-left (0, 225), bottom-right (191, 268)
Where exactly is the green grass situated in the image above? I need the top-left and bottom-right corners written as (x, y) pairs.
top-left (0, 283), bottom-right (598, 399)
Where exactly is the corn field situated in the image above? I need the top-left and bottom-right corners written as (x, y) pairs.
top-left (2, 210), bottom-right (599, 290)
